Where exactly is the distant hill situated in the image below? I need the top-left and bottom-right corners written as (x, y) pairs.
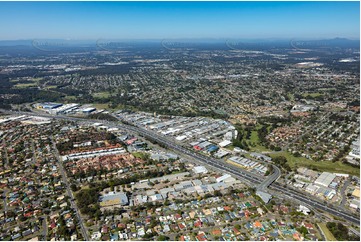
top-left (290, 38), bottom-right (359, 49)
top-left (0, 38), bottom-right (358, 49)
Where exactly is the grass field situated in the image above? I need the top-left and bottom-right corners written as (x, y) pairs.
top-left (91, 103), bottom-right (110, 110)
top-left (64, 95), bottom-right (77, 101)
top-left (249, 130), bottom-right (273, 152)
top-left (14, 83), bottom-right (37, 88)
top-left (270, 151), bottom-right (359, 176)
top-left (244, 124), bottom-right (272, 153)
top-left (45, 85), bottom-right (58, 89)
top-left (234, 124), bottom-right (359, 176)
top-left (92, 102), bottom-right (140, 112)
top-left (318, 223), bottom-right (337, 241)
top-left (287, 93), bottom-right (295, 101)
top-left (93, 92), bottom-right (112, 98)
top-left (302, 92), bottom-right (323, 98)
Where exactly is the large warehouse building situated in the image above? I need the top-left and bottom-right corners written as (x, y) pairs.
top-left (35, 102), bottom-right (63, 110)
top-left (314, 172), bottom-right (336, 187)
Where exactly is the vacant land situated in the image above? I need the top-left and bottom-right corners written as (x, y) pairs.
top-left (302, 92), bottom-right (323, 98)
top-left (14, 83), bottom-right (38, 88)
top-left (45, 85), bottom-right (58, 89)
top-left (92, 103), bottom-right (110, 110)
top-left (270, 151), bottom-right (359, 176)
top-left (93, 92), bottom-right (112, 98)
top-left (248, 130), bottom-right (272, 152)
top-left (318, 223), bottom-right (337, 241)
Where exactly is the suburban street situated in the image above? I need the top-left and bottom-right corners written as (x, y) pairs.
top-left (50, 137), bottom-right (90, 241)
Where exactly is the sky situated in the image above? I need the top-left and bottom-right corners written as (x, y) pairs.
top-left (0, 1), bottom-right (359, 40)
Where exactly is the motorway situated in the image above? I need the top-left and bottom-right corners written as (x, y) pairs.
top-left (0, 109), bottom-right (360, 226)
top-left (114, 120), bottom-right (360, 225)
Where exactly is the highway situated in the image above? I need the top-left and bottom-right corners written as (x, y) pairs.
top-left (114, 120), bottom-right (360, 225)
top-left (0, 109), bottom-right (359, 226)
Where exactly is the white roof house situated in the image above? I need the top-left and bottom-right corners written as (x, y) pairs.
top-left (218, 140), bottom-right (232, 147)
top-left (216, 174), bottom-right (232, 183)
top-left (193, 166), bottom-right (208, 174)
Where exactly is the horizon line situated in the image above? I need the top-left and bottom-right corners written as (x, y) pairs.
top-left (0, 37), bottom-right (360, 41)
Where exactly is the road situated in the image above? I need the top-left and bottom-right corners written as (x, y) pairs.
top-left (256, 164), bottom-right (281, 191)
top-left (349, 227), bottom-right (361, 237)
top-left (1, 109), bottom-right (360, 226)
top-left (122, 122), bottom-right (360, 225)
top-left (2, 139), bottom-right (9, 169)
top-left (340, 177), bottom-right (350, 207)
top-left (41, 216), bottom-right (48, 240)
top-left (2, 189), bottom-right (8, 214)
top-left (50, 137), bottom-right (89, 241)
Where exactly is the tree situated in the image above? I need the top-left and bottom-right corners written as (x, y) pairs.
top-left (157, 235), bottom-right (170, 241)
top-left (297, 226), bottom-right (308, 236)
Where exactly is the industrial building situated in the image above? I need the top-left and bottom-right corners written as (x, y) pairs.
top-left (216, 174), bottom-right (232, 183)
top-left (49, 103), bottom-right (80, 115)
top-left (256, 190), bottom-right (272, 203)
top-left (81, 107), bottom-right (96, 114)
top-left (192, 166), bottom-right (208, 174)
top-left (35, 102), bottom-right (63, 110)
top-left (250, 153), bottom-right (272, 162)
top-left (314, 172), bottom-right (336, 187)
top-left (352, 188), bottom-right (360, 198)
top-left (99, 192), bottom-right (128, 207)
top-left (218, 140), bottom-right (232, 148)
top-left (61, 147), bottom-right (126, 161)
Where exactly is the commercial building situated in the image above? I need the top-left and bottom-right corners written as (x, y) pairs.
top-left (297, 205), bottom-right (311, 215)
top-left (352, 188), bottom-right (360, 198)
top-left (62, 147), bottom-right (126, 161)
top-left (314, 172), bottom-right (336, 187)
top-left (250, 153), bottom-right (272, 162)
top-left (206, 145), bottom-right (219, 153)
top-left (99, 192), bottom-right (128, 207)
top-left (81, 107), bottom-right (96, 114)
top-left (214, 149), bottom-right (230, 158)
top-left (193, 166), bottom-right (208, 174)
top-left (256, 190), bottom-right (272, 203)
top-left (35, 102), bottom-right (63, 110)
top-left (49, 103), bottom-right (80, 115)
top-left (218, 140), bottom-right (232, 148)
top-left (216, 174), bottom-right (232, 183)
top-left (350, 199), bottom-right (360, 210)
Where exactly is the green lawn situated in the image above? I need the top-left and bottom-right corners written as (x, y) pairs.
top-left (287, 93), bottom-right (295, 101)
top-left (14, 83), bottom-right (37, 88)
top-left (45, 85), bottom-right (58, 89)
top-left (270, 151), bottom-right (359, 176)
top-left (92, 102), bottom-right (138, 112)
top-left (92, 103), bottom-right (111, 110)
top-left (318, 223), bottom-right (337, 241)
top-left (302, 92), bottom-right (323, 98)
top-left (246, 125), bottom-right (272, 153)
top-left (93, 92), bottom-right (112, 98)
top-left (64, 95), bottom-right (77, 101)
